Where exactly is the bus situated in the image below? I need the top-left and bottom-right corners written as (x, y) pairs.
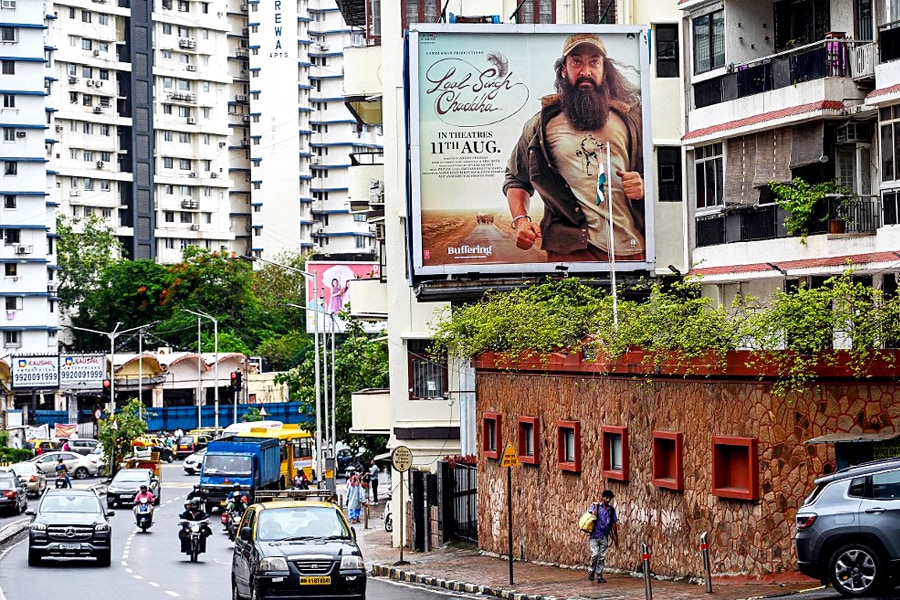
top-left (230, 424), bottom-right (314, 487)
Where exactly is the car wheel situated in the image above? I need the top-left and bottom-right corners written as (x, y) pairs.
top-left (74, 467), bottom-right (90, 480)
top-left (27, 550), bottom-right (41, 566)
top-left (97, 550), bottom-right (111, 567)
top-left (829, 543), bottom-right (883, 597)
top-left (166, 453), bottom-right (174, 464)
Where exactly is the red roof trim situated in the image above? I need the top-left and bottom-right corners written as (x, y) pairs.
top-left (687, 251), bottom-right (900, 278)
top-left (684, 101), bottom-right (845, 141)
top-left (868, 83), bottom-right (900, 99)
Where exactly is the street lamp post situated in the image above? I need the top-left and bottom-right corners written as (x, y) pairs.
top-left (241, 255), bottom-right (323, 482)
top-left (71, 322), bottom-right (153, 415)
top-left (183, 309), bottom-right (219, 429)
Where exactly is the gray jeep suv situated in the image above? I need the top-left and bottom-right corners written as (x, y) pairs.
top-left (795, 457), bottom-right (900, 597)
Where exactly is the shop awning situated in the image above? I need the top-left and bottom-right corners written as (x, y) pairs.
top-left (804, 432), bottom-right (900, 444)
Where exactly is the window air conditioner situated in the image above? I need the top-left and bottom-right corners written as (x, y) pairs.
top-left (93, 49), bottom-right (100, 56)
top-left (86, 80), bottom-right (94, 87)
top-left (93, 106), bottom-right (103, 113)
top-left (55, 125), bottom-right (63, 132)
top-left (218, 142), bottom-right (226, 147)
top-left (70, 189), bottom-right (81, 197)
top-left (186, 117), bottom-right (196, 124)
top-left (94, 80), bottom-right (103, 88)
top-left (68, 76), bottom-right (78, 84)
top-left (190, 224), bottom-right (200, 231)
top-left (186, 65), bottom-right (197, 72)
top-left (1, 0), bottom-right (17, 9)
top-left (188, 172), bottom-right (197, 178)
top-left (15, 245), bottom-right (31, 255)
top-left (96, 161), bottom-right (105, 169)
top-left (836, 123), bottom-right (872, 144)
top-left (15, 130), bottom-right (25, 138)
top-left (236, 95), bottom-right (247, 102)
top-left (210, 172), bottom-right (219, 178)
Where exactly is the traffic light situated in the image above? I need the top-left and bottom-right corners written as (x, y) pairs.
top-left (101, 378), bottom-right (111, 399)
top-left (230, 371), bottom-right (242, 392)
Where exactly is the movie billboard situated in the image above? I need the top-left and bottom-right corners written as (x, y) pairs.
top-left (408, 25), bottom-right (654, 276)
top-left (304, 261), bottom-right (385, 334)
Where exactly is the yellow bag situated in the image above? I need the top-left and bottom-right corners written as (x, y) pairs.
top-left (578, 510), bottom-right (597, 533)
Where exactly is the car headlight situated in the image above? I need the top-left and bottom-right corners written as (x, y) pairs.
top-left (95, 522), bottom-right (111, 532)
top-left (340, 555), bottom-right (365, 570)
top-left (258, 556), bottom-right (289, 572)
top-left (30, 523), bottom-right (46, 531)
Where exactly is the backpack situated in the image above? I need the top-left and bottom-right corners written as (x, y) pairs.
top-left (578, 510), bottom-right (597, 533)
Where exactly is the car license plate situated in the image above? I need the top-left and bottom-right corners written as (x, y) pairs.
top-left (299, 576), bottom-right (330, 585)
top-left (60, 543), bottom-right (80, 550)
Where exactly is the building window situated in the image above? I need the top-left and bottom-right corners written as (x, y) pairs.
top-left (517, 416), bottom-right (540, 465)
top-left (712, 436), bottom-right (759, 501)
top-left (0, 27), bottom-right (16, 43)
top-left (693, 9), bottom-right (725, 74)
top-left (657, 146), bottom-right (682, 202)
top-left (4, 263), bottom-right (16, 277)
top-left (695, 143), bottom-right (723, 209)
top-left (180, 212), bottom-right (193, 223)
top-left (3, 161), bottom-right (17, 175)
top-left (652, 431), bottom-right (684, 491)
top-left (2, 94), bottom-right (14, 108)
top-left (1, 60), bottom-right (13, 75)
top-left (3, 331), bottom-right (20, 348)
top-left (601, 425), bottom-right (629, 481)
top-left (557, 420), bottom-right (581, 472)
top-left (3, 195), bottom-right (14, 209)
top-left (407, 338), bottom-right (447, 399)
top-left (481, 412), bottom-right (501, 459)
top-left (655, 24), bottom-right (679, 78)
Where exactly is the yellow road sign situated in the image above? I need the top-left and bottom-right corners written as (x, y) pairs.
top-left (500, 440), bottom-right (520, 468)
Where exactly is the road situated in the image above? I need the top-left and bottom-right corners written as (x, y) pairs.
top-left (0, 462), bottom-right (467, 600)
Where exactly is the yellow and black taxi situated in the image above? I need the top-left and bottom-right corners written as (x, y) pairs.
top-left (231, 493), bottom-right (366, 600)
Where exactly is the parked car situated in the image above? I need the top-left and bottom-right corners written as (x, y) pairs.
top-left (26, 488), bottom-right (113, 566)
top-left (30, 451), bottom-right (101, 480)
top-left (182, 447), bottom-right (207, 475)
top-left (132, 436), bottom-right (174, 463)
top-left (66, 438), bottom-right (99, 456)
top-left (795, 457), bottom-right (900, 597)
top-left (0, 472), bottom-right (27, 515)
top-left (106, 468), bottom-right (160, 508)
top-left (3, 462), bottom-right (46, 497)
top-left (24, 439), bottom-right (59, 455)
top-left (336, 448), bottom-right (364, 476)
top-left (231, 495), bottom-right (366, 600)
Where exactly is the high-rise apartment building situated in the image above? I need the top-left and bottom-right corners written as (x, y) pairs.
top-left (0, 0), bottom-right (381, 356)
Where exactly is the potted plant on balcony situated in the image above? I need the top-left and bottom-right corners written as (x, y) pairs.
top-left (769, 178), bottom-right (852, 243)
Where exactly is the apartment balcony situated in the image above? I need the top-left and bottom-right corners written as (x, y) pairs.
top-left (347, 277), bottom-right (386, 321)
top-left (695, 194), bottom-right (879, 248)
top-left (689, 38), bottom-right (870, 136)
top-left (342, 45), bottom-right (382, 125)
top-left (350, 388), bottom-right (390, 434)
top-left (347, 159), bottom-right (384, 213)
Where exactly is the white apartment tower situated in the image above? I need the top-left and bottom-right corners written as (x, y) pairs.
top-left (0, 0), bottom-right (58, 356)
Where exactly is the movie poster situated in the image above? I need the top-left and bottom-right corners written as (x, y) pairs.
top-left (304, 261), bottom-right (384, 334)
top-left (408, 25), bottom-right (653, 276)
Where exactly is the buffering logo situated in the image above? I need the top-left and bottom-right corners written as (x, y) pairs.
top-left (448, 244), bottom-right (492, 257)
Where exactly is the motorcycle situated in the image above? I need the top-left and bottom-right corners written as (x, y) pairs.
top-left (345, 460), bottom-right (364, 479)
top-left (179, 518), bottom-right (210, 562)
top-left (54, 473), bottom-right (70, 489)
top-left (383, 492), bottom-right (392, 533)
top-left (135, 497), bottom-right (154, 532)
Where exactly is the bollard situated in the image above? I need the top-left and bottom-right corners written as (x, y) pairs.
top-left (641, 542), bottom-right (652, 600)
top-left (700, 531), bottom-right (713, 593)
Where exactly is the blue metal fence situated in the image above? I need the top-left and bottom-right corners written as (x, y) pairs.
top-left (33, 402), bottom-right (309, 433)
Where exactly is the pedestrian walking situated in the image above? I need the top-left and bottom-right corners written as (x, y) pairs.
top-left (586, 489), bottom-right (618, 583)
top-left (346, 474), bottom-right (363, 524)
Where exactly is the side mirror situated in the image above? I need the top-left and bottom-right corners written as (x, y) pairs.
top-left (24, 509), bottom-right (34, 516)
top-left (107, 510), bottom-right (116, 517)
top-left (239, 526), bottom-right (252, 541)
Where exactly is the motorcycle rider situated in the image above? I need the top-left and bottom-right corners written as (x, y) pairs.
top-left (133, 484), bottom-right (155, 517)
top-left (224, 483), bottom-right (244, 511)
top-left (178, 498), bottom-right (212, 553)
top-left (54, 458), bottom-right (71, 488)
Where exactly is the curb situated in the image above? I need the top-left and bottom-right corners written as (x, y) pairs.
top-left (370, 563), bottom-right (554, 600)
top-left (0, 519), bottom-right (29, 544)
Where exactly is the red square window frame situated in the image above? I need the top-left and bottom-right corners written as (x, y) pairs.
top-left (711, 435), bottom-right (759, 501)
top-left (556, 419), bottom-right (581, 472)
top-left (651, 430), bottom-right (684, 491)
top-left (517, 416), bottom-right (540, 465)
top-left (601, 425), bottom-right (629, 481)
top-left (481, 412), bottom-right (501, 460)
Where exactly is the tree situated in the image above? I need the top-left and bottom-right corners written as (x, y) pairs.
top-left (56, 214), bottom-right (123, 309)
top-left (97, 399), bottom-right (149, 477)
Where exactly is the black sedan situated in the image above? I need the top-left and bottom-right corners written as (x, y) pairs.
top-left (105, 468), bottom-right (160, 508)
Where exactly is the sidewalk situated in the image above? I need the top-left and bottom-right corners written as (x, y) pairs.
top-left (355, 503), bottom-right (826, 600)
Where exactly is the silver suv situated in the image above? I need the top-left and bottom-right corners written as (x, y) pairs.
top-left (795, 457), bottom-right (900, 597)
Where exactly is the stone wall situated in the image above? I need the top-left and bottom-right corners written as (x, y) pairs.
top-left (473, 352), bottom-right (900, 578)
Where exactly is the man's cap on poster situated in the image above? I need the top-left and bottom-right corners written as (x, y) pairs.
top-left (562, 33), bottom-right (607, 58)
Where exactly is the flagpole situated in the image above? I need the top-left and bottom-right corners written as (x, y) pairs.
top-left (605, 143), bottom-right (618, 330)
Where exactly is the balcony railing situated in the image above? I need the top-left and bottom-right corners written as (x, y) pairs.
top-left (696, 195), bottom-right (880, 248)
top-left (693, 39), bottom-right (871, 109)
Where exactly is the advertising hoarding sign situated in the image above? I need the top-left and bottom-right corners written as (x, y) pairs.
top-left (408, 25), bottom-right (654, 276)
top-left (304, 261), bottom-right (385, 334)
top-left (10, 356), bottom-right (58, 389)
top-left (59, 354), bottom-right (106, 389)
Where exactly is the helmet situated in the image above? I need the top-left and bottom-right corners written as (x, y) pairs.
top-left (189, 498), bottom-right (201, 508)
top-left (193, 484), bottom-right (200, 490)
top-left (233, 483), bottom-right (241, 490)
top-left (140, 484), bottom-right (148, 491)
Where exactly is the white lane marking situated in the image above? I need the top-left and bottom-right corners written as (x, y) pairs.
top-left (125, 567), bottom-right (133, 573)
top-left (165, 592), bottom-right (180, 597)
top-left (148, 582), bottom-right (160, 587)
top-left (134, 575), bottom-right (144, 580)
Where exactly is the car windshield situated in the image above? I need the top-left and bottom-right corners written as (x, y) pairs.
top-left (178, 437), bottom-right (194, 445)
top-left (40, 495), bottom-right (102, 513)
top-left (256, 506), bottom-right (349, 541)
top-left (112, 471), bottom-right (148, 484)
top-left (203, 454), bottom-right (252, 475)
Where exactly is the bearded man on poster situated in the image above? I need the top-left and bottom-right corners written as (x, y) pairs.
top-left (504, 33), bottom-right (646, 262)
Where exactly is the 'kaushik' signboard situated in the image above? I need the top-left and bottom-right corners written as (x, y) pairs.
top-left (408, 25), bottom-right (654, 277)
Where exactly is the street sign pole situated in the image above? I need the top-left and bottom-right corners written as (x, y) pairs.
top-left (391, 446), bottom-right (413, 566)
top-left (500, 440), bottom-right (520, 585)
